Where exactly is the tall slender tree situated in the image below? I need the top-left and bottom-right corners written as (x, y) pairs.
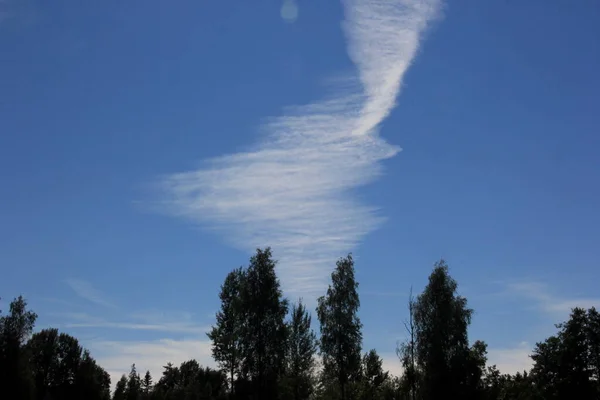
top-left (285, 299), bottom-right (318, 400)
top-left (208, 267), bottom-right (245, 397)
top-left (240, 248), bottom-right (288, 400)
top-left (125, 364), bottom-right (141, 400)
top-left (141, 370), bottom-right (153, 399)
top-left (317, 254), bottom-right (363, 400)
top-left (397, 287), bottom-right (418, 400)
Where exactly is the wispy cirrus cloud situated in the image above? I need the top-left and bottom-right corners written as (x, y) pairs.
top-left (476, 281), bottom-right (600, 375)
top-left (88, 338), bottom-right (214, 390)
top-left (507, 282), bottom-right (600, 315)
top-left (61, 312), bottom-right (209, 335)
top-left (46, 305), bottom-right (213, 388)
top-left (158, 0), bottom-right (441, 296)
top-left (65, 278), bottom-right (116, 309)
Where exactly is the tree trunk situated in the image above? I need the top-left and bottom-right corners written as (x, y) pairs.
top-left (230, 365), bottom-right (234, 400)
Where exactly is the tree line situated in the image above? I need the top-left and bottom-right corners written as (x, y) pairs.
top-left (1, 247), bottom-right (599, 400)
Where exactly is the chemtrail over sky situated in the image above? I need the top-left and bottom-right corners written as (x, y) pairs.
top-left (160, 0), bottom-right (441, 296)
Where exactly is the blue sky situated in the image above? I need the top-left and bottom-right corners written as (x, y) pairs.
top-left (1, 0), bottom-right (599, 384)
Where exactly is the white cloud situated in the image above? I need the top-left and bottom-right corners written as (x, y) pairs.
top-left (507, 282), bottom-right (600, 315)
top-left (60, 311), bottom-right (210, 335)
top-left (361, 290), bottom-right (408, 298)
top-left (52, 310), bottom-right (214, 389)
top-left (158, 0), bottom-right (441, 297)
top-left (87, 338), bottom-right (214, 390)
top-left (65, 278), bottom-right (116, 308)
top-left (487, 342), bottom-right (533, 375)
top-left (380, 351), bottom-right (403, 377)
top-left (480, 281), bottom-right (600, 376)
top-left (379, 345), bottom-right (534, 378)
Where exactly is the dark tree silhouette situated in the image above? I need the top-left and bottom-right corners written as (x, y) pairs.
top-left (317, 254), bottom-right (363, 400)
top-left (360, 349), bottom-right (389, 400)
top-left (141, 370), bottom-right (153, 399)
top-left (396, 287), bottom-right (419, 400)
top-left (412, 260), bottom-right (484, 400)
top-left (0, 296), bottom-right (38, 400)
top-left (284, 299), bottom-right (318, 400)
top-left (3, 253), bottom-right (598, 400)
top-left (240, 248), bottom-right (289, 400)
top-left (530, 307), bottom-right (600, 399)
top-left (207, 267), bottom-right (245, 397)
top-left (28, 328), bottom-right (110, 400)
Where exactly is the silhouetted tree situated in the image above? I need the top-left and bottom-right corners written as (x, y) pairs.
top-left (142, 370), bottom-right (153, 398)
top-left (499, 371), bottom-right (538, 400)
top-left (126, 364), bottom-right (142, 400)
top-left (113, 374), bottom-right (128, 400)
top-left (530, 307), bottom-right (600, 399)
top-left (0, 296), bottom-right (37, 400)
top-left (284, 299), bottom-right (318, 400)
top-left (379, 376), bottom-right (401, 400)
top-left (360, 349), bottom-right (389, 400)
top-left (152, 360), bottom-right (226, 400)
top-left (413, 260), bottom-right (482, 400)
top-left (397, 288), bottom-right (419, 400)
top-left (317, 254), bottom-right (363, 400)
top-left (587, 307), bottom-right (600, 396)
top-left (240, 248), bottom-right (288, 400)
top-left (466, 340), bottom-right (488, 398)
top-left (208, 267), bottom-right (245, 397)
top-left (28, 329), bottom-right (79, 400)
top-left (74, 349), bottom-right (111, 400)
top-left (7, 252), bottom-right (600, 400)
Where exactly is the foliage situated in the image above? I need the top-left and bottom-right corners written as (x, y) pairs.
top-left (125, 364), bottom-right (142, 400)
top-left (3, 252), bottom-right (599, 400)
top-left (239, 247), bottom-right (289, 399)
top-left (151, 359), bottom-right (227, 400)
top-left (284, 299), bottom-right (318, 400)
top-left (114, 374), bottom-right (128, 400)
top-left (412, 259), bottom-right (482, 400)
top-left (142, 370), bottom-right (153, 399)
top-left (0, 296), bottom-right (38, 400)
top-left (207, 267), bottom-right (245, 397)
top-left (530, 307), bottom-right (600, 399)
top-left (360, 349), bottom-right (389, 400)
top-left (27, 328), bottom-right (110, 400)
top-left (317, 254), bottom-right (363, 400)
top-left (396, 288), bottom-right (419, 400)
